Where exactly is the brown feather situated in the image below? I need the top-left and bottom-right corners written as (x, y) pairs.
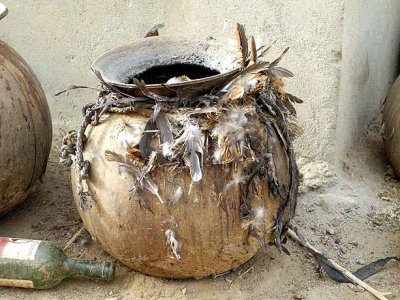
top-left (229, 82), bottom-right (245, 101)
top-left (270, 47), bottom-right (290, 69)
top-left (258, 40), bottom-right (276, 58)
top-left (249, 36), bottom-right (257, 65)
top-left (286, 92), bottom-right (304, 103)
top-left (236, 23), bottom-right (248, 67)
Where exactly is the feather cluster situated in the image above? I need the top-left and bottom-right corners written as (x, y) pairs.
top-left (96, 23), bottom-right (302, 203)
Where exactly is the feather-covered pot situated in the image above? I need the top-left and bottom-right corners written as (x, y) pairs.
top-left (71, 112), bottom-right (290, 279)
top-left (383, 75), bottom-right (400, 176)
top-left (0, 4), bottom-right (52, 214)
top-left (66, 27), bottom-right (301, 279)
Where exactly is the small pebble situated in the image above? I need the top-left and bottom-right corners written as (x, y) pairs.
top-left (344, 207), bottom-right (353, 213)
top-left (294, 291), bottom-right (306, 299)
top-left (334, 238), bottom-right (341, 244)
top-left (357, 259), bottom-right (365, 265)
top-left (181, 288), bottom-right (187, 295)
top-left (349, 241), bottom-right (358, 247)
top-left (326, 228), bottom-right (335, 235)
top-left (77, 236), bottom-right (92, 247)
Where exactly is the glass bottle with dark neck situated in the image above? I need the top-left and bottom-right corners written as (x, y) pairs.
top-left (0, 237), bottom-right (115, 289)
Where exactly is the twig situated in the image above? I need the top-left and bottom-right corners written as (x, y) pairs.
top-left (63, 225), bottom-right (85, 250)
top-left (287, 228), bottom-right (389, 300)
top-left (49, 220), bottom-right (81, 231)
top-left (229, 266), bottom-right (254, 289)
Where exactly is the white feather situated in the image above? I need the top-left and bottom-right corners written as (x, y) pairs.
top-left (173, 120), bottom-right (203, 182)
top-left (228, 108), bottom-right (249, 126)
top-left (165, 229), bottom-right (181, 260)
top-left (161, 142), bottom-right (174, 157)
top-left (169, 186), bottom-right (183, 205)
top-left (118, 131), bottom-right (139, 149)
top-left (254, 207), bottom-right (265, 222)
top-left (90, 151), bottom-right (101, 161)
top-left (213, 148), bottom-right (222, 163)
top-left (223, 171), bottom-right (246, 192)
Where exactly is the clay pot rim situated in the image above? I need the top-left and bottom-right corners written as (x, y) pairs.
top-left (91, 34), bottom-right (241, 96)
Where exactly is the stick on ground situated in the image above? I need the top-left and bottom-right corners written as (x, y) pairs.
top-left (287, 228), bottom-right (389, 300)
top-left (64, 225), bottom-right (85, 250)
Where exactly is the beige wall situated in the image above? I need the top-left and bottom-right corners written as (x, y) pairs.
top-left (1, 1), bottom-right (399, 168)
top-left (335, 0), bottom-right (400, 162)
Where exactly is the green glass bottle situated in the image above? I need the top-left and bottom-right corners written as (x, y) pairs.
top-left (0, 237), bottom-right (115, 289)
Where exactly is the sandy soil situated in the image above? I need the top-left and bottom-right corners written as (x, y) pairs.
top-left (1, 124), bottom-right (400, 300)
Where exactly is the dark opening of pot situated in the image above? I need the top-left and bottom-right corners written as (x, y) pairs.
top-left (130, 63), bottom-right (220, 85)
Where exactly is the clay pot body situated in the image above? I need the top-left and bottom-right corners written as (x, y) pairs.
top-left (71, 113), bottom-right (290, 279)
top-left (383, 75), bottom-right (400, 176)
top-left (0, 41), bottom-right (52, 214)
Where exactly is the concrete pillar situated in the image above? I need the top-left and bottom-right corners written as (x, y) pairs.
top-left (335, 0), bottom-right (400, 163)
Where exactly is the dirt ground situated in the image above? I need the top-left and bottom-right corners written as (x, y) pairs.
top-left (1, 122), bottom-right (400, 300)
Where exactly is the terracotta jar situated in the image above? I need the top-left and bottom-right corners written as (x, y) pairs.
top-left (0, 5), bottom-right (52, 214)
top-left (70, 34), bottom-right (297, 279)
top-left (383, 75), bottom-right (400, 177)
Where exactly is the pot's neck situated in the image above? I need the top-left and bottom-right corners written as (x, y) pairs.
top-left (0, 3), bottom-right (8, 21)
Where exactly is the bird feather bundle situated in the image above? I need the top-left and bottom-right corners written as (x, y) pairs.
top-left (104, 150), bottom-right (164, 203)
top-left (212, 107), bottom-right (250, 164)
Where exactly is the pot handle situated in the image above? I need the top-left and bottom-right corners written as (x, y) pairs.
top-left (0, 3), bottom-right (8, 21)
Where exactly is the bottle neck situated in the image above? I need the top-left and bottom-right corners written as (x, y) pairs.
top-left (67, 259), bottom-right (115, 281)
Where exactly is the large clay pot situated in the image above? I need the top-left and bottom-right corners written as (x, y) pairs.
top-left (383, 75), bottom-right (400, 176)
top-left (0, 6), bottom-right (52, 214)
top-left (71, 112), bottom-right (290, 279)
